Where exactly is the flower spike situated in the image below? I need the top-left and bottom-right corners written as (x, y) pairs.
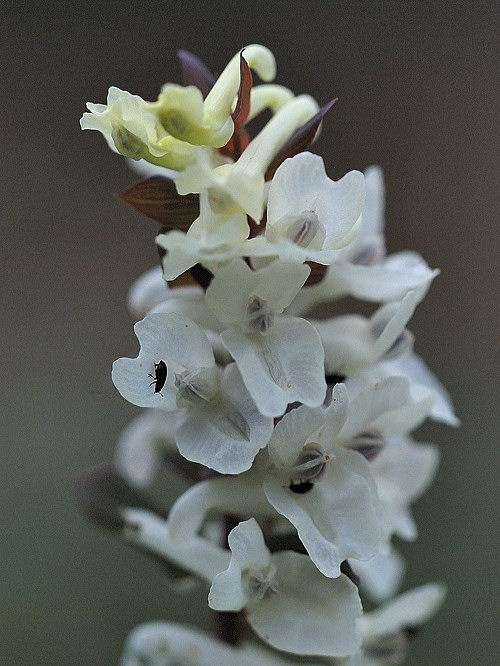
top-left (80, 41), bottom-right (455, 664)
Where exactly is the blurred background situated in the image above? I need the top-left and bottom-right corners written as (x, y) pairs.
top-left (2, 1), bottom-right (498, 663)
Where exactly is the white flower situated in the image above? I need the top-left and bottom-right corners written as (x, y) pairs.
top-left (206, 258), bottom-right (326, 417)
top-left (127, 265), bottom-right (169, 319)
top-left (206, 258), bottom-right (310, 333)
top-left (288, 251), bottom-right (439, 316)
top-left (209, 519), bottom-right (362, 657)
top-left (285, 166), bottom-right (439, 315)
top-left (339, 583), bottom-right (446, 665)
top-left (370, 435), bottom-right (439, 544)
top-left (168, 378), bottom-right (432, 578)
top-left (345, 350), bottom-right (459, 427)
top-left (121, 621), bottom-right (296, 666)
top-left (349, 548), bottom-right (406, 603)
top-left (246, 152), bottom-right (365, 265)
top-left (263, 376), bottom-right (434, 577)
top-left (347, 436), bottom-right (438, 604)
top-left (112, 313), bottom-right (273, 473)
top-left (262, 382), bottom-right (388, 578)
top-left (315, 291), bottom-right (419, 377)
top-left (112, 312), bottom-right (217, 411)
top-left (157, 192), bottom-right (251, 281)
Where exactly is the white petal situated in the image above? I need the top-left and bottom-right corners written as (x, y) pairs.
top-left (127, 265), bottom-right (168, 318)
top-left (268, 153), bottom-right (365, 250)
top-left (339, 377), bottom-right (412, 440)
top-left (112, 313), bottom-right (215, 410)
top-left (357, 583), bottom-right (447, 637)
top-left (350, 548), bottom-right (406, 602)
top-left (395, 353), bottom-right (460, 426)
top-left (228, 517), bottom-right (271, 570)
top-left (176, 364), bottom-right (272, 473)
top-left (206, 258), bottom-right (310, 327)
top-left (326, 254), bottom-right (439, 303)
top-left (264, 447), bottom-right (381, 578)
top-left (247, 551), bottom-right (362, 657)
top-left (208, 558), bottom-right (248, 611)
top-left (209, 519), bottom-right (271, 611)
top-left (371, 291), bottom-right (417, 359)
top-left (267, 403), bottom-right (326, 468)
top-left (222, 318), bottom-right (326, 417)
top-left (122, 509), bottom-right (229, 582)
top-left (315, 314), bottom-right (375, 375)
top-left (169, 473), bottom-right (272, 542)
top-left (151, 291), bottom-right (223, 333)
top-left (361, 165), bottom-right (385, 237)
top-left (373, 437), bottom-right (440, 541)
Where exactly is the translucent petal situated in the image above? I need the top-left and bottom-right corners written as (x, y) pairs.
top-left (221, 318), bottom-right (326, 417)
top-left (338, 377), bottom-right (412, 440)
top-left (347, 353), bottom-right (460, 427)
top-left (209, 519), bottom-right (271, 611)
top-left (151, 295), bottom-right (223, 333)
top-left (267, 153), bottom-right (365, 251)
top-left (393, 353), bottom-right (460, 426)
top-left (371, 291), bottom-right (418, 359)
top-left (168, 473), bottom-right (272, 542)
top-left (247, 551), bottom-right (362, 657)
top-left (372, 437), bottom-right (439, 541)
top-left (324, 253), bottom-right (439, 303)
top-left (228, 517), bottom-right (271, 570)
top-left (357, 583), bottom-right (447, 637)
top-left (127, 265), bottom-right (168, 318)
top-left (264, 447), bottom-right (381, 578)
top-left (208, 558), bottom-right (248, 611)
top-left (350, 548), bottom-right (406, 602)
top-left (267, 403), bottom-right (326, 468)
top-left (361, 165), bottom-right (385, 237)
top-left (156, 194), bottom-right (250, 280)
top-left (176, 363), bottom-right (273, 473)
top-left (112, 313), bottom-right (215, 411)
top-left (206, 258), bottom-right (310, 327)
top-left (315, 315), bottom-right (375, 375)
top-left (122, 509), bottom-right (229, 582)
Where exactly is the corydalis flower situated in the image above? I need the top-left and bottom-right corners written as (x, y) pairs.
top-left (80, 45), bottom-right (277, 171)
top-left (112, 313), bottom-right (272, 473)
top-left (121, 621), bottom-right (294, 666)
top-left (286, 165), bottom-right (439, 314)
top-left (168, 377), bottom-right (433, 579)
top-left (206, 258), bottom-right (326, 416)
top-left (247, 151), bottom-right (365, 264)
top-left (339, 583), bottom-right (446, 665)
top-left (209, 519), bottom-right (362, 657)
top-left (150, 44), bottom-right (276, 148)
top-left (157, 192), bottom-right (251, 281)
top-left (80, 86), bottom-right (196, 170)
top-left (114, 409), bottom-right (178, 489)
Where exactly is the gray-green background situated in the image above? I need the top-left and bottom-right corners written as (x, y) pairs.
top-left (2, 1), bottom-right (498, 663)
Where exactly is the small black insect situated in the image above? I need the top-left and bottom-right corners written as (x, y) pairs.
top-left (148, 360), bottom-right (167, 396)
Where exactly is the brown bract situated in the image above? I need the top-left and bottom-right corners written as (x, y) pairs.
top-left (116, 175), bottom-right (199, 229)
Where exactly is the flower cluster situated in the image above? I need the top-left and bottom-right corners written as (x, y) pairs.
top-left (80, 45), bottom-right (456, 664)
